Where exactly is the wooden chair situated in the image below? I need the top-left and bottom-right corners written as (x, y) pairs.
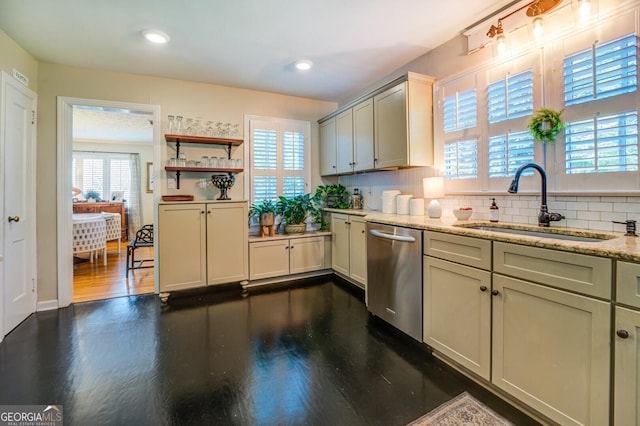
top-left (126, 224), bottom-right (154, 277)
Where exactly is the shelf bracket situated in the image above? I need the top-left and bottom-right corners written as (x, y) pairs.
top-left (226, 143), bottom-right (232, 159)
top-left (175, 170), bottom-right (181, 189)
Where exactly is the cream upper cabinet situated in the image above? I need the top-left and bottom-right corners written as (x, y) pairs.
top-left (331, 213), bottom-right (366, 288)
top-left (206, 202), bottom-right (248, 285)
top-left (492, 274), bottom-right (610, 426)
top-left (374, 72), bottom-right (434, 169)
top-left (159, 203), bottom-right (207, 292)
top-left (319, 117), bottom-right (337, 176)
top-left (614, 306), bottom-right (640, 426)
top-left (352, 98), bottom-right (375, 172)
top-left (336, 109), bottom-right (354, 174)
top-left (159, 201), bottom-right (248, 293)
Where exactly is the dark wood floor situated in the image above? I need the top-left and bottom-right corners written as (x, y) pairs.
top-left (0, 277), bottom-right (540, 425)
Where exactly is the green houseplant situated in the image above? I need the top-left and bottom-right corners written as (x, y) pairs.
top-left (314, 184), bottom-right (351, 209)
top-left (276, 193), bottom-right (325, 234)
top-left (248, 199), bottom-right (277, 227)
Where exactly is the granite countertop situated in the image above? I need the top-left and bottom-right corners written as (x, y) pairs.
top-left (324, 208), bottom-right (640, 262)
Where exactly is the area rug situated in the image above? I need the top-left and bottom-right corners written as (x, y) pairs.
top-left (407, 392), bottom-right (514, 426)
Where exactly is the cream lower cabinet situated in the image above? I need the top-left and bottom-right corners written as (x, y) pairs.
top-left (249, 235), bottom-right (326, 281)
top-left (423, 231), bottom-right (492, 380)
top-left (331, 213), bottom-right (366, 288)
top-left (614, 261), bottom-right (640, 426)
top-left (159, 201), bottom-right (248, 293)
top-left (492, 241), bottom-right (612, 426)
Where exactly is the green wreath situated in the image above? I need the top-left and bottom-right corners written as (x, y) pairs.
top-left (528, 108), bottom-right (565, 143)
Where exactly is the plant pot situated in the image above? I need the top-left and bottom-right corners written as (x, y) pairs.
top-left (259, 212), bottom-right (275, 226)
top-left (284, 223), bottom-right (306, 234)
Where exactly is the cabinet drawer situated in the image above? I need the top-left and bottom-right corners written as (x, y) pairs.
top-left (494, 242), bottom-right (611, 299)
top-left (424, 231), bottom-right (491, 270)
top-left (616, 261), bottom-right (640, 309)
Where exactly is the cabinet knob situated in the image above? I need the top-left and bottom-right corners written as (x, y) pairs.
top-left (491, 289), bottom-right (500, 296)
top-left (290, 245), bottom-right (294, 250)
top-left (333, 165), bottom-right (336, 169)
top-left (362, 230), bottom-right (365, 234)
top-left (480, 285), bottom-right (487, 292)
top-left (285, 246), bottom-right (289, 250)
top-left (617, 329), bottom-right (630, 339)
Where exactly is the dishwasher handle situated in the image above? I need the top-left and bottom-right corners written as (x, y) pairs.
top-left (369, 229), bottom-right (416, 243)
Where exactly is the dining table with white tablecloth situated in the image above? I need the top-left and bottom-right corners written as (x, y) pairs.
top-left (72, 213), bottom-right (122, 265)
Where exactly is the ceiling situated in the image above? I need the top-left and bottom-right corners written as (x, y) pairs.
top-left (0, 0), bottom-right (515, 102)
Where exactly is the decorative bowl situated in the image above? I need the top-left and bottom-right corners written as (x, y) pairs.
top-left (211, 174), bottom-right (235, 200)
top-left (453, 208), bottom-right (473, 221)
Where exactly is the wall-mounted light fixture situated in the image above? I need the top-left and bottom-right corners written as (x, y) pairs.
top-left (486, 0), bottom-right (562, 46)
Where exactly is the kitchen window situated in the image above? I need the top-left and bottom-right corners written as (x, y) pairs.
top-left (247, 116), bottom-right (310, 204)
top-left (555, 24), bottom-right (639, 191)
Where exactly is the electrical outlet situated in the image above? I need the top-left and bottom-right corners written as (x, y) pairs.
top-left (167, 177), bottom-right (176, 189)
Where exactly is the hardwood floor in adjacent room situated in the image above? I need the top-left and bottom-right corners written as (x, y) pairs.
top-left (0, 278), bottom-right (540, 425)
top-left (73, 240), bottom-right (154, 303)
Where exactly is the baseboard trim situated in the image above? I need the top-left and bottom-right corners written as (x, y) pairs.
top-left (242, 270), bottom-right (332, 291)
top-left (37, 299), bottom-right (59, 311)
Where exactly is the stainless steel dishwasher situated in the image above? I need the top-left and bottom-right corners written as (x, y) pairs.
top-left (367, 222), bottom-right (422, 341)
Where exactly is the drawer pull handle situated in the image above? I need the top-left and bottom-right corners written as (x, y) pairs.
top-left (491, 289), bottom-right (500, 296)
top-left (480, 286), bottom-right (487, 292)
top-left (617, 330), bottom-right (630, 339)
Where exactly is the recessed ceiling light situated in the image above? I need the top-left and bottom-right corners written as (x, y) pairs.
top-left (142, 29), bottom-right (170, 44)
top-left (295, 60), bottom-right (313, 71)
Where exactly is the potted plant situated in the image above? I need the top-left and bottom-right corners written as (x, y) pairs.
top-left (276, 193), bottom-right (325, 234)
top-left (248, 199), bottom-right (277, 227)
top-left (314, 184), bottom-right (351, 209)
top-left (84, 189), bottom-right (101, 202)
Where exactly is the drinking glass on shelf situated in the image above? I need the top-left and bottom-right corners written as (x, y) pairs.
top-left (200, 156), bottom-right (209, 167)
top-left (209, 157), bottom-right (219, 168)
top-left (175, 116), bottom-right (183, 134)
top-left (230, 124), bottom-right (239, 138)
top-left (168, 115), bottom-right (175, 134)
top-left (178, 153), bottom-right (186, 167)
top-left (215, 122), bottom-right (224, 137)
top-left (205, 121), bottom-right (214, 137)
top-left (168, 157), bottom-right (177, 167)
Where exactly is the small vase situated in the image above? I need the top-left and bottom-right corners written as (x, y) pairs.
top-left (259, 212), bottom-right (275, 226)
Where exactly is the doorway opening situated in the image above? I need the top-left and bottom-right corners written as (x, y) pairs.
top-left (57, 98), bottom-right (161, 307)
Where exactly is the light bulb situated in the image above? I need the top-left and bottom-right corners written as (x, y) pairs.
top-left (533, 17), bottom-right (543, 39)
top-left (295, 60), bottom-right (313, 71)
top-left (142, 30), bottom-right (170, 44)
top-left (497, 34), bottom-right (506, 55)
top-left (579, 0), bottom-right (591, 19)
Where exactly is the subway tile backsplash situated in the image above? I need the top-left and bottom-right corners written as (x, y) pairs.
top-left (339, 170), bottom-right (640, 233)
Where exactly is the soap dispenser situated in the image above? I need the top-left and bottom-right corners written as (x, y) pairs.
top-left (490, 198), bottom-right (499, 222)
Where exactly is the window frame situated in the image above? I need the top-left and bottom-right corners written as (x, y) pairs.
top-left (245, 115), bottom-right (311, 205)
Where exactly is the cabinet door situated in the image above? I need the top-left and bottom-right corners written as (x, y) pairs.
top-left (424, 257), bottom-right (491, 379)
top-left (331, 213), bottom-right (350, 277)
top-left (159, 203), bottom-right (207, 292)
top-left (249, 239), bottom-right (290, 280)
top-left (290, 236), bottom-right (325, 274)
top-left (319, 118), bottom-right (337, 176)
top-left (336, 109), bottom-right (354, 174)
top-left (374, 82), bottom-right (407, 169)
top-left (353, 98), bottom-right (375, 172)
top-left (617, 261), bottom-right (640, 309)
top-left (206, 202), bottom-right (248, 285)
top-left (492, 274), bottom-right (610, 426)
top-left (349, 216), bottom-right (367, 287)
top-left (614, 306), bottom-right (640, 426)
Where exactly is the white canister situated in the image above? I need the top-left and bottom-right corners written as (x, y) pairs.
top-left (396, 194), bottom-right (413, 215)
top-left (409, 198), bottom-right (425, 216)
top-left (382, 190), bottom-right (400, 214)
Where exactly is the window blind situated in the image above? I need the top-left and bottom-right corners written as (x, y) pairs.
top-left (565, 111), bottom-right (638, 174)
top-left (488, 131), bottom-right (534, 178)
top-left (564, 34), bottom-right (638, 106)
top-left (444, 139), bottom-right (478, 180)
top-left (487, 70), bottom-right (534, 123)
top-left (443, 89), bottom-right (477, 133)
top-left (72, 151), bottom-right (133, 201)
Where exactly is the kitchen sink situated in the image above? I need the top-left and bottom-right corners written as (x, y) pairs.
top-left (454, 224), bottom-right (616, 243)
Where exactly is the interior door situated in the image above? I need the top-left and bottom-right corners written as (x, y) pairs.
top-left (1, 72), bottom-right (37, 336)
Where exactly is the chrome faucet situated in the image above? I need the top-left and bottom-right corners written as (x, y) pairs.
top-left (508, 163), bottom-right (564, 227)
